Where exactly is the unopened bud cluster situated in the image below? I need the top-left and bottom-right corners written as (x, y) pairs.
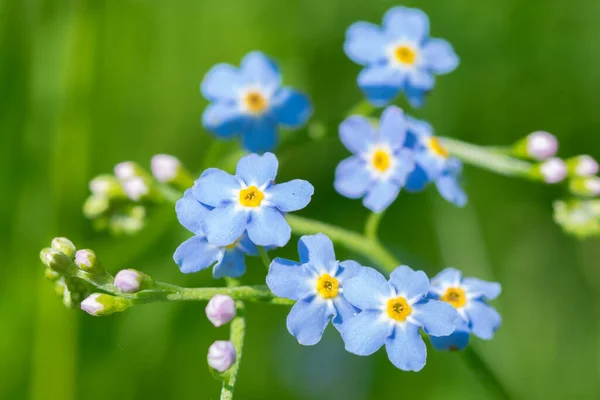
top-left (205, 295), bottom-right (237, 373)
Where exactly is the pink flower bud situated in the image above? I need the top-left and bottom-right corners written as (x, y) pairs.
top-left (540, 158), bottom-right (567, 184)
top-left (81, 293), bottom-right (103, 316)
top-left (526, 131), bottom-right (558, 160)
top-left (151, 154), bottom-right (180, 183)
top-left (122, 177), bottom-right (149, 201)
top-left (208, 341), bottom-right (236, 372)
top-left (114, 269), bottom-right (143, 293)
top-left (205, 295), bottom-right (236, 327)
top-left (575, 155), bottom-right (599, 177)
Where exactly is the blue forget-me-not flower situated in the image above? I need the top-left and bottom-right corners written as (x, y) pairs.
top-left (334, 106), bottom-right (415, 212)
top-left (341, 265), bottom-right (457, 371)
top-left (266, 233), bottom-right (361, 345)
top-left (344, 6), bottom-right (459, 108)
top-left (201, 51), bottom-right (313, 153)
top-left (192, 152), bottom-right (314, 248)
top-left (173, 189), bottom-right (258, 279)
top-left (428, 268), bottom-right (502, 350)
top-left (404, 116), bottom-right (467, 206)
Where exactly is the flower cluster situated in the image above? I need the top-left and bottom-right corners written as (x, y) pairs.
top-left (174, 152), bottom-right (314, 278)
top-left (335, 105), bottom-right (467, 212)
top-left (266, 233), bottom-right (501, 371)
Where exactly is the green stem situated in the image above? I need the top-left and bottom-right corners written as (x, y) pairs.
top-left (286, 214), bottom-right (399, 270)
top-left (442, 137), bottom-right (535, 179)
top-left (364, 211), bottom-right (385, 241)
top-left (462, 347), bottom-right (511, 399)
top-left (220, 301), bottom-right (245, 400)
top-left (258, 247), bottom-right (271, 270)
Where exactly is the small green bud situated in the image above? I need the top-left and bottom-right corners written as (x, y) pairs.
top-left (44, 268), bottom-right (61, 282)
top-left (109, 205), bottom-right (146, 236)
top-left (51, 237), bottom-right (76, 259)
top-left (75, 249), bottom-right (105, 274)
top-left (40, 248), bottom-right (76, 273)
top-left (569, 177), bottom-right (600, 197)
top-left (80, 293), bottom-right (132, 316)
top-left (83, 195), bottom-right (110, 219)
top-left (55, 279), bottom-right (66, 297)
top-left (89, 175), bottom-right (126, 198)
top-left (565, 155), bottom-right (599, 177)
top-left (554, 199), bottom-right (600, 238)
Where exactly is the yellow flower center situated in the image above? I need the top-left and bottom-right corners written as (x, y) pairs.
top-left (394, 45), bottom-right (416, 65)
top-left (239, 186), bottom-right (264, 207)
top-left (427, 137), bottom-right (449, 158)
top-left (386, 297), bottom-right (412, 322)
top-left (244, 91), bottom-right (268, 114)
top-left (372, 150), bottom-right (391, 172)
top-left (316, 274), bottom-right (339, 299)
top-left (441, 287), bottom-right (466, 308)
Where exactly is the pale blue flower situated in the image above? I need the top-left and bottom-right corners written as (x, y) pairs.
top-left (266, 233), bottom-right (361, 345)
top-left (344, 6), bottom-right (459, 108)
top-left (201, 51), bottom-right (312, 153)
top-left (341, 265), bottom-right (457, 371)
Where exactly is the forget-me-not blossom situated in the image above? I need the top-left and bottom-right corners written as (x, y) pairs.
top-left (201, 51), bottom-right (313, 153)
top-left (266, 233), bottom-right (361, 345)
top-left (192, 152), bottom-right (314, 248)
top-left (334, 106), bottom-right (415, 212)
top-left (341, 265), bottom-right (457, 371)
top-left (428, 268), bottom-right (502, 350)
top-left (344, 6), bottom-right (459, 108)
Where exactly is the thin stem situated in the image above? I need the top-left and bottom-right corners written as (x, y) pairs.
top-left (365, 211), bottom-right (385, 241)
top-left (258, 247), bottom-right (271, 270)
top-left (220, 300), bottom-right (245, 400)
top-left (286, 214), bottom-right (400, 270)
top-left (442, 137), bottom-right (535, 179)
top-left (462, 347), bottom-right (511, 399)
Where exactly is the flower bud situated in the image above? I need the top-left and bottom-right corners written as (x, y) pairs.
top-left (109, 205), bottom-right (146, 235)
top-left (569, 177), bottom-right (600, 197)
top-left (40, 248), bottom-right (76, 273)
top-left (114, 269), bottom-right (152, 293)
top-left (89, 175), bottom-right (126, 198)
top-left (51, 237), bottom-right (77, 259)
top-left (75, 249), bottom-right (105, 275)
top-left (44, 268), bottom-right (61, 282)
top-left (114, 161), bottom-right (151, 181)
top-left (83, 195), bottom-right (110, 219)
top-left (207, 341), bottom-right (236, 372)
top-left (80, 293), bottom-right (131, 316)
top-left (151, 154), bottom-right (195, 190)
top-left (566, 155), bottom-right (599, 177)
top-left (205, 295), bottom-right (236, 327)
top-left (535, 157), bottom-right (567, 183)
top-left (520, 131), bottom-right (558, 160)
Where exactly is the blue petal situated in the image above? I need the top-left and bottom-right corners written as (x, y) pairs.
top-left (213, 248), bottom-right (247, 279)
top-left (404, 164), bottom-right (430, 192)
top-left (430, 317), bottom-right (470, 351)
top-left (192, 168), bottom-right (240, 208)
top-left (235, 152), bottom-right (279, 187)
top-left (385, 324), bottom-right (427, 372)
top-left (406, 116), bottom-right (433, 139)
top-left (237, 233), bottom-right (258, 256)
top-left (240, 51), bottom-right (281, 88)
top-left (462, 277), bottom-right (501, 301)
top-left (391, 148), bottom-right (416, 184)
top-left (358, 65), bottom-right (404, 106)
top-left (382, 6), bottom-right (430, 42)
top-left (422, 38), bottom-right (459, 74)
top-left (332, 296), bottom-right (359, 331)
top-left (465, 301), bottom-right (502, 340)
top-left (411, 299), bottom-right (457, 336)
top-left (429, 268), bottom-right (463, 296)
top-left (339, 115), bottom-right (376, 154)
top-left (173, 235), bottom-right (222, 274)
top-left (266, 257), bottom-right (315, 300)
top-left (335, 260), bottom-right (362, 282)
top-left (201, 63), bottom-right (244, 102)
top-left (378, 106), bottom-right (407, 148)
top-left (240, 118), bottom-right (278, 153)
top-left (341, 310), bottom-right (389, 355)
top-left (247, 207), bottom-right (290, 247)
top-left (407, 69), bottom-right (435, 90)
top-left (286, 297), bottom-right (331, 345)
top-left (436, 171), bottom-right (467, 207)
top-left (266, 179), bottom-right (314, 212)
top-left (362, 180), bottom-right (400, 213)
top-left (202, 102), bottom-right (244, 138)
top-left (203, 203), bottom-right (248, 246)
top-left (415, 149), bottom-right (444, 179)
top-left (343, 267), bottom-right (393, 310)
top-left (334, 156), bottom-right (372, 199)
top-left (272, 88), bottom-right (312, 128)
top-left (176, 189), bottom-right (210, 235)
top-left (389, 265), bottom-right (429, 301)
top-left (344, 22), bottom-right (388, 65)
top-left (404, 85), bottom-right (428, 108)
top-left (298, 233), bottom-right (337, 269)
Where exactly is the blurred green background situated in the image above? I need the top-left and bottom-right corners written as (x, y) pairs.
top-left (2, 0), bottom-right (600, 399)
